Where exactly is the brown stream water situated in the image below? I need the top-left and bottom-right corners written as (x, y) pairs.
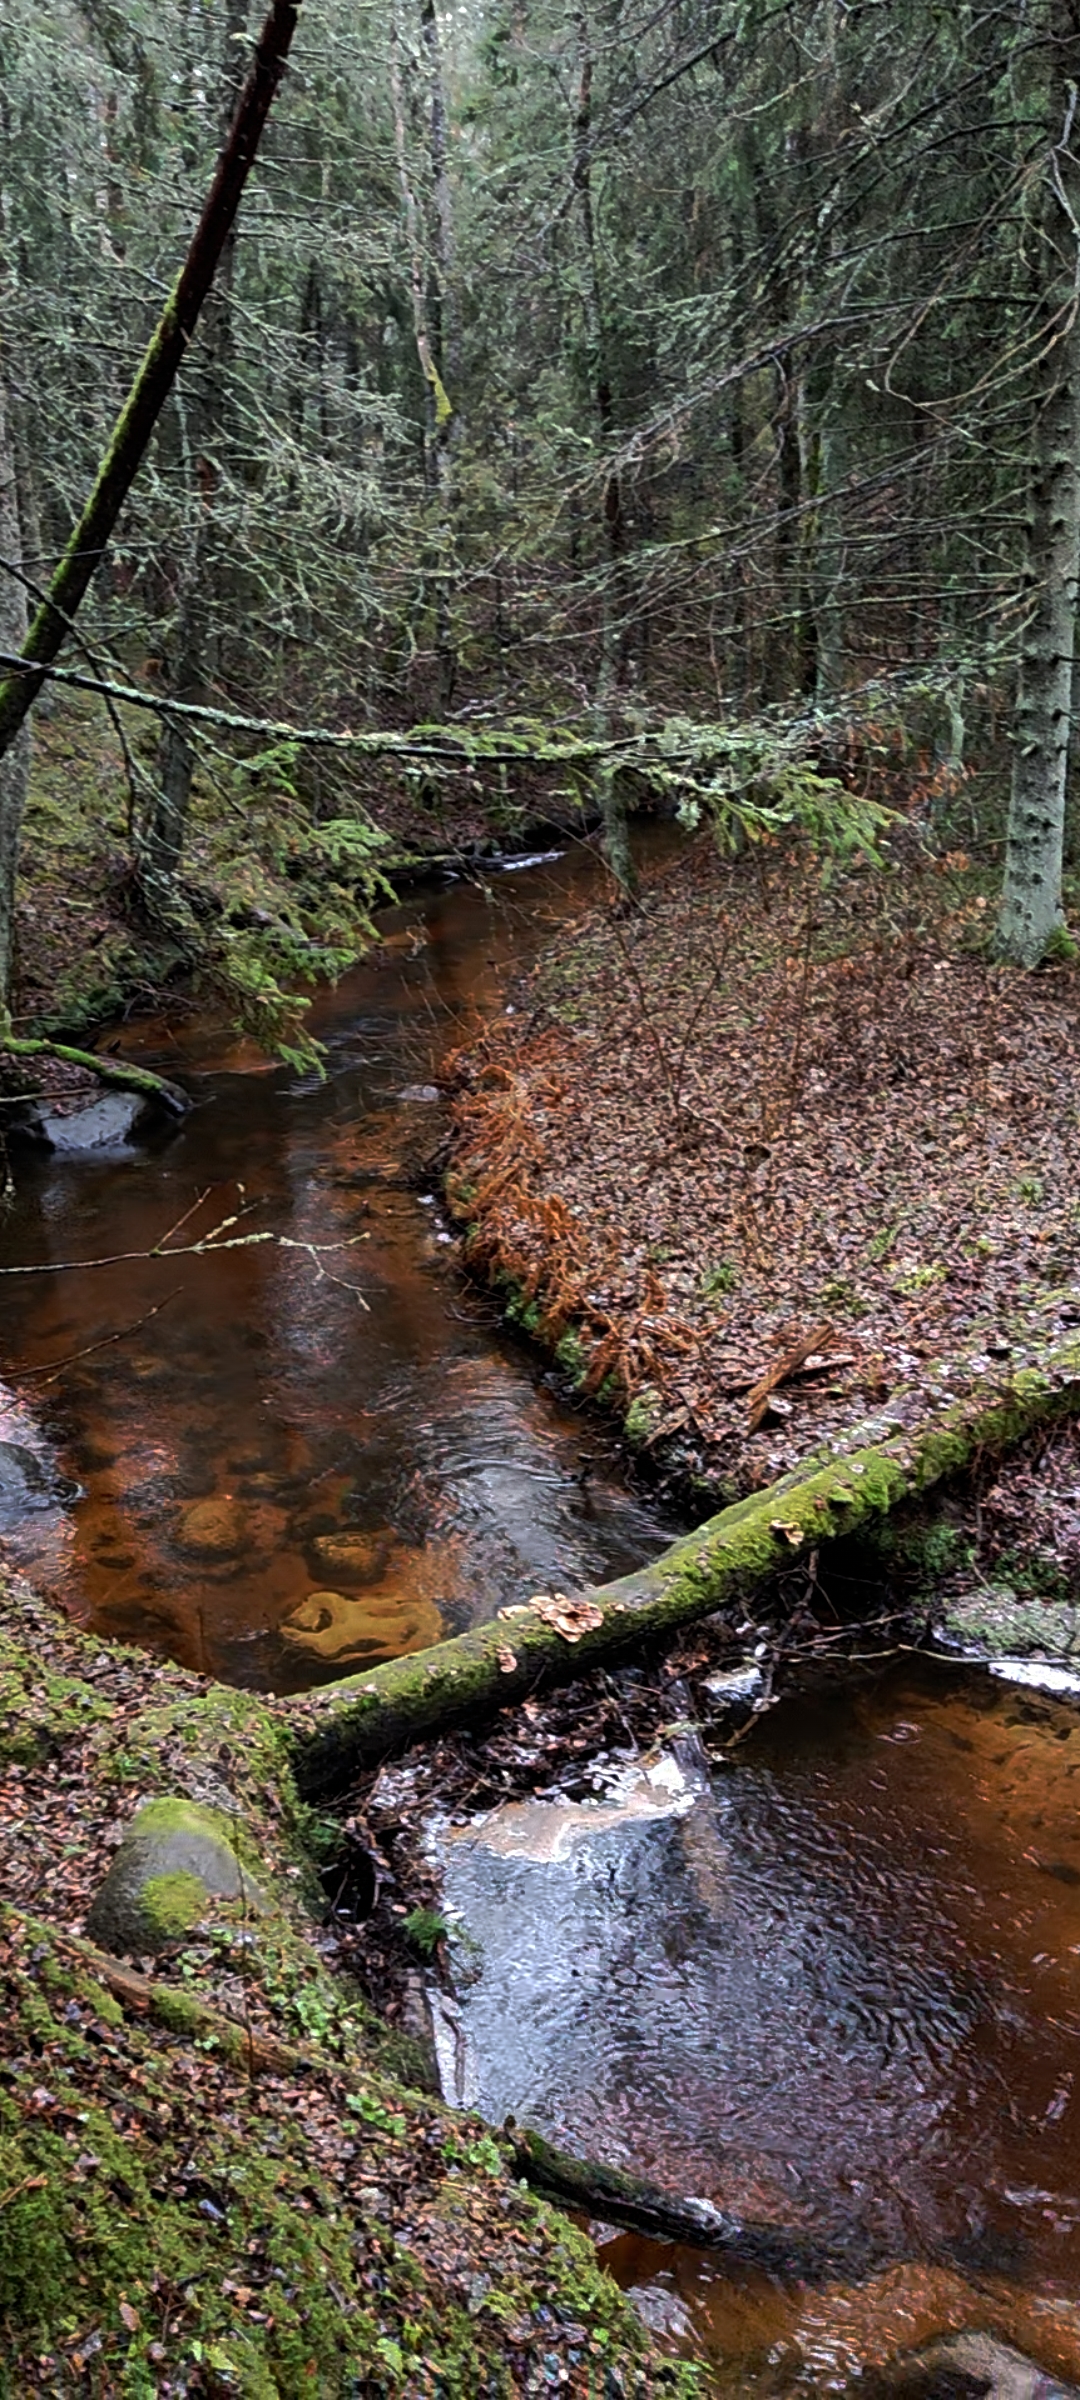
top-left (0, 846), bottom-right (673, 1687)
top-left (438, 1661), bottom-right (1080, 2392)
top-left (2, 843), bottom-right (1079, 2391)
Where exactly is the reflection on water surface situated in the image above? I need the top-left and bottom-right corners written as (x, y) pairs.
top-left (435, 1662), bottom-right (1080, 2392)
top-left (0, 848), bottom-right (675, 1688)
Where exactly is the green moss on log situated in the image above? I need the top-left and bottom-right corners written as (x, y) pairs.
top-left (0, 1033), bottom-right (188, 1115)
top-left (290, 1336), bottom-right (1080, 1785)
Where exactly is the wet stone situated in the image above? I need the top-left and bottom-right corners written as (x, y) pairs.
top-left (939, 1585), bottom-right (1080, 1666)
top-left (37, 1093), bottom-right (151, 1152)
top-left (0, 1440), bottom-right (78, 1522)
top-left (280, 1584), bottom-right (442, 1663)
top-left (310, 1530), bottom-right (391, 1582)
top-left (879, 2331), bottom-right (1080, 2398)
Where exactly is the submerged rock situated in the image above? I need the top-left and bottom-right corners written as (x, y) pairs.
top-left (881, 2330), bottom-right (1080, 2398)
top-left (86, 1797), bottom-right (265, 1956)
top-left (310, 1530), bottom-right (393, 1583)
top-left (280, 1582), bottom-right (443, 1663)
top-left (0, 1440), bottom-right (79, 1521)
top-left (174, 1495), bottom-right (248, 1559)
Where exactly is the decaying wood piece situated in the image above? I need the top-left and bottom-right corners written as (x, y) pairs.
top-left (289, 1333), bottom-right (1080, 1787)
top-left (44, 1923), bottom-right (323, 2079)
top-left (745, 1319), bottom-right (840, 1430)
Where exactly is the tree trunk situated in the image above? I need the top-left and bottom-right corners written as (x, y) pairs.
top-left (139, 0), bottom-right (248, 908)
top-left (391, 0), bottom-right (458, 710)
top-left (997, 6), bottom-right (1080, 965)
top-left (507, 2127), bottom-right (870, 2279)
top-left (0, 357), bottom-right (30, 1015)
top-left (0, 0), bottom-right (302, 770)
top-left (290, 1331), bottom-right (1080, 1786)
top-left (571, 0), bottom-right (636, 896)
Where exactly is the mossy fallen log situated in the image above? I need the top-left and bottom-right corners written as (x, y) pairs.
top-left (1, 1033), bottom-right (189, 1115)
top-left (507, 2126), bottom-right (870, 2280)
top-left (290, 1335), bottom-right (1080, 1788)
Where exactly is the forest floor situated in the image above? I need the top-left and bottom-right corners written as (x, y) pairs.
top-left (0, 1567), bottom-right (694, 2397)
top-left (442, 830), bottom-right (1080, 1511)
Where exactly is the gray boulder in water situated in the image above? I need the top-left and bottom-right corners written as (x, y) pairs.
top-left (881, 2331), bottom-right (1080, 2398)
top-left (37, 1092), bottom-right (150, 1153)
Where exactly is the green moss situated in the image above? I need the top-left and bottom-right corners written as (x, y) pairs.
top-left (1043, 920), bottom-right (1079, 964)
top-left (938, 1584), bottom-right (1080, 1658)
top-left (0, 1895), bottom-right (682, 2394)
top-left (554, 1326), bottom-right (587, 1379)
top-left (994, 1544), bottom-right (1077, 1606)
top-left (699, 1260), bottom-right (738, 1299)
top-left (625, 1387), bottom-right (661, 1447)
top-left (149, 1985), bottom-right (208, 2038)
top-left (137, 1870), bottom-right (212, 1939)
top-left (0, 1643), bottom-right (113, 1764)
top-left (503, 1282), bottom-right (541, 1335)
top-left (0, 2136), bottom-right (70, 2325)
top-left (873, 1512), bottom-right (973, 1585)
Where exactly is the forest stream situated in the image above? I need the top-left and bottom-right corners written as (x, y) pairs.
top-left (2, 846), bottom-right (1080, 2394)
top-left (0, 844), bottom-right (676, 1689)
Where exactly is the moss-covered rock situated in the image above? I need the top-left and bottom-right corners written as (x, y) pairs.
top-left (86, 1797), bottom-right (266, 1955)
top-left (938, 1584), bottom-right (1080, 1662)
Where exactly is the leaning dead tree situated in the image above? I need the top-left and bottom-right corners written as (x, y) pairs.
top-left (0, 0), bottom-right (304, 1022)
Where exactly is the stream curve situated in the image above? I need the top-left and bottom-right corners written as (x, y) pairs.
top-left (0, 846), bottom-right (676, 1689)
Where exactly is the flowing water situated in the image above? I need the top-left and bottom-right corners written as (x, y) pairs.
top-left (0, 847), bottom-right (673, 1688)
top-left (436, 1660), bottom-right (1080, 2390)
top-left (2, 842), bottom-right (1080, 2390)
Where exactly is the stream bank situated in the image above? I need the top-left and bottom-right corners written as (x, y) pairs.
top-left (441, 833), bottom-right (1080, 1518)
top-left (0, 1560), bottom-right (696, 2398)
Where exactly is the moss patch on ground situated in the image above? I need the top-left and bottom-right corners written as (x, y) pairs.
top-left (0, 1907), bottom-right (692, 2399)
top-left (0, 1565), bottom-right (694, 2395)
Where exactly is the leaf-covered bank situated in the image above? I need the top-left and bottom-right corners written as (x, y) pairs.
top-left (0, 1565), bottom-right (696, 2397)
top-left (441, 837), bottom-right (1080, 1508)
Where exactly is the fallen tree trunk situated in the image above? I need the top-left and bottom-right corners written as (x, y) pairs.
top-left (1, 1034), bottom-right (189, 1116)
top-left (289, 1334), bottom-right (1080, 1789)
top-left (507, 2125), bottom-right (870, 2280)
